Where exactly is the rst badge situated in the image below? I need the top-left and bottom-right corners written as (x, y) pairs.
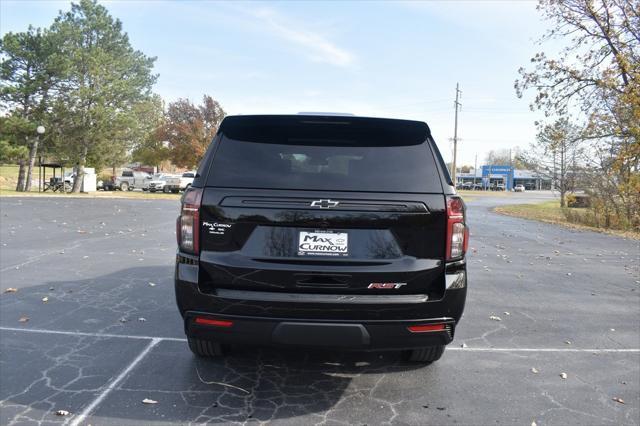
top-left (368, 283), bottom-right (407, 289)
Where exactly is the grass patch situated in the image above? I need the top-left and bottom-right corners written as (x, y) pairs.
top-left (0, 164), bottom-right (21, 190)
top-left (495, 200), bottom-right (639, 240)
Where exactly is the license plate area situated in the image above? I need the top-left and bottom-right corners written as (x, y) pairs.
top-left (298, 230), bottom-right (348, 257)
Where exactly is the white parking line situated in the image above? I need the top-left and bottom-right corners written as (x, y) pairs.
top-left (0, 326), bottom-right (187, 342)
top-left (1, 326), bottom-right (639, 353)
top-left (68, 338), bottom-right (160, 426)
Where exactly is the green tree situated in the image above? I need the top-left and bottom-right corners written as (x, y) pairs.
top-left (50, 0), bottom-right (157, 192)
top-left (131, 95), bottom-right (169, 171)
top-left (0, 116), bottom-right (31, 182)
top-left (0, 26), bottom-right (62, 191)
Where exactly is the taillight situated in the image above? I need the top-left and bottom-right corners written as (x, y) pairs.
top-left (408, 323), bottom-right (446, 333)
top-left (194, 317), bottom-right (233, 327)
top-left (177, 187), bottom-right (203, 254)
top-left (446, 196), bottom-right (468, 260)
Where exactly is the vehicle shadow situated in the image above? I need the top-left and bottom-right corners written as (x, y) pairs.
top-left (0, 266), bottom-right (426, 424)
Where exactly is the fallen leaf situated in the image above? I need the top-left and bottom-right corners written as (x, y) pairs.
top-left (119, 317), bottom-right (128, 323)
top-left (610, 328), bottom-right (615, 331)
top-left (531, 422), bottom-right (537, 426)
top-left (560, 372), bottom-right (568, 379)
top-left (42, 297), bottom-right (49, 303)
top-left (612, 397), bottom-right (625, 404)
top-left (19, 316), bottom-right (29, 323)
top-left (142, 398), bottom-right (158, 404)
top-left (503, 312), bottom-right (510, 316)
top-left (4, 288), bottom-right (17, 293)
top-left (148, 282), bottom-right (156, 287)
top-left (564, 340), bottom-right (571, 345)
top-left (55, 410), bottom-right (70, 416)
top-left (461, 343), bottom-right (468, 348)
top-left (489, 315), bottom-right (502, 321)
top-left (531, 367), bottom-right (539, 374)
top-left (138, 317), bottom-right (146, 322)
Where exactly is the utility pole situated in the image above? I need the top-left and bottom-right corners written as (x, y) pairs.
top-left (508, 148), bottom-right (512, 190)
top-left (451, 83), bottom-right (462, 184)
top-left (474, 153), bottom-right (478, 185)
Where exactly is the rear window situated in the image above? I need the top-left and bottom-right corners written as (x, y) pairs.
top-left (206, 115), bottom-right (443, 193)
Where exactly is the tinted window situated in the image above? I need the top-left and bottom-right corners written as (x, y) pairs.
top-left (206, 116), bottom-right (443, 193)
top-left (122, 171), bottom-right (133, 177)
top-left (182, 172), bottom-right (195, 178)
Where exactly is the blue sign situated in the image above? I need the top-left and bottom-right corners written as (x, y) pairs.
top-left (481, 165), bottom-right (514, 190)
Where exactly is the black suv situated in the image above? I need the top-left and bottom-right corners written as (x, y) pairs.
top-left (175, 115), bottom-right (468, 363)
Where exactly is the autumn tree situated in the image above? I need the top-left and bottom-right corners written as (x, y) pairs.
top-left (158, 95), bottom-right (225, 168)
top-left (484, 148), bottom-right (528, 168)
top-left (516, 0), bottom-right (639, 229)
top-left (49, 0), bottom-right (157, 192)
top-left (536, 119), bottom-right (584, 207)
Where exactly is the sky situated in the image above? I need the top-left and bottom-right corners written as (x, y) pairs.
top-left (1, 0), bottom-right (553, 167)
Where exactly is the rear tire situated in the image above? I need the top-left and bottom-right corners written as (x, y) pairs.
top-left (406, 345), bottom-right (445, 364)
top-left (187, 337), bottom-right (229, 357)
top-left (163, 186), bottom-right (170, 193)
top-left (120, 182), bottom-right (129, 191)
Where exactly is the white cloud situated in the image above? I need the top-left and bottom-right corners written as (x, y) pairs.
top-left (249, 7), bottom-right (355, 68)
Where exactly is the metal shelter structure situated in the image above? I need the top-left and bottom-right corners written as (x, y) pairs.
top-left (38, 159), bottom-right (68, 193)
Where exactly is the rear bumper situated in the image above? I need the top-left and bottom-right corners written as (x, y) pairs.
top-left (185, 311), bottom-right (455, 350)
top-left (175, 253), bottom-right (466, 350)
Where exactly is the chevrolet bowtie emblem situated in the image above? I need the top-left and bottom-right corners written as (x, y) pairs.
top-left (310, 199), bottom-right (339, 209)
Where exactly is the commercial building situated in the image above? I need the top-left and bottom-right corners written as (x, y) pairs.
top-left (456, 165), bottom-right (552, 190)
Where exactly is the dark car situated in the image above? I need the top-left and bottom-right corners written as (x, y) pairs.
top-left (175, 115), bottom-right (468, 363)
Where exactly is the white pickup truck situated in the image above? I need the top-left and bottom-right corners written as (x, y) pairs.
top-left (163, 171), bottom-right (196, 193)
top-left (103, 170), bottom-right (151, 191)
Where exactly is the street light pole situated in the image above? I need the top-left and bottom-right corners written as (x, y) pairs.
top-left (25, 125), bottom-right (46, 192)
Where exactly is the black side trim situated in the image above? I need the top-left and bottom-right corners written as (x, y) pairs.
top-left (221, 196), bottom-right (429, 213)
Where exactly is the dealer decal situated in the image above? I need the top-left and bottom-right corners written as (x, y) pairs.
top-left (202, 221), bottom-right (232, 235)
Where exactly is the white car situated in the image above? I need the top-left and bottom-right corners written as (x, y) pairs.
top-left (514, 184), bottom-right (525, 192)
top-left (144, 173), bottom-right (173, 192)
top-left (164, 171), bottom-right (196, 193)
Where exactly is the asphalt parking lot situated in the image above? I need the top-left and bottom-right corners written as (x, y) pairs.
top-left (0, 193), bottom-right (638, 426)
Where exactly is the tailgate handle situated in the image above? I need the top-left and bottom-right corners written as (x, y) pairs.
top-left (295, 274), bottom-right (350, 287)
